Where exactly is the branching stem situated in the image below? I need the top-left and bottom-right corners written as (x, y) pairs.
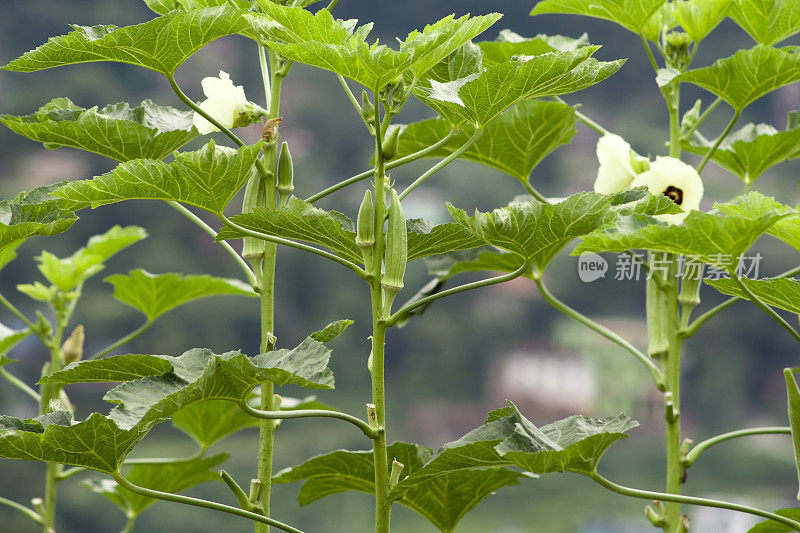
top-left (240, 402), bottom-right (379, 438)
top-left (683, 427), bottom-right (791, 467)
top-left (90, 320), bottom-right (153, 360)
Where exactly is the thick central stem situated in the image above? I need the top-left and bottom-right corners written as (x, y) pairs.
top-left (40, 308), bottom-right (66, 533)
top-left (370, 94), bottom-right (391, 533)
top-left (255, 48), bottom-right (285, 533)
top-left (663, 83), bottom-right (685, 533)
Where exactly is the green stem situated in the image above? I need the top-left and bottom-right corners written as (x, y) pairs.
top-left (397, 129), bottom-right (482, 200)
top-left (552, 96), bottom-right (609, 135)
top-left (0, 292), bottom-right (38, 337)
top-left (681, 96), bottom-right (722, 140)
top-left (535, 278), bottom-right (665, 390)
top-left (240, 402), bottom-right (379, 438)
top-left (681, 264), bottom-right (800, 338)
top-left (90, 320), bottom-right (153, 360)
top-left (40, 305), bottom-right (68, 533)
top-left (0, 497), bottom-right (41, 525)
top-left (120, 514), bottom-right (136, 533)
top-left (590, 471), bottom-right (800, 530)
top-left (370, 95), bottom-right (391, 533)
top-left (254, 45), bottom-right (290, 533)
top-left (387, 261), bottom-right (531, 327)
top-left (0, 367), bottom-right (40, 402)
top-left (218, 214), bottom-right (367, 279)
top-left (523, 180), bottom-right (550, 203)
top-left (112, 473), bottom-right (303, 533)
top-left (640, 33), bottom-right (660, 73)
top-left (683, 427), bottom-right (791, 467)
top-left (661, 254), bottom-right (683, 533)
top-left (697, 110), bottom-right (740, 172)
top-left (166, 201), bottom-right (257, 288)
top-left (733, 274), bottom-right (800, 343)
top-left (338, 75), bottom-right (373, 133)
top-left (305, 129), bottom-right (456, 203)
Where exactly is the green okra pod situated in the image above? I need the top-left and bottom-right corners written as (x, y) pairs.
top-left (277, 141), bottom-right (294, 206)
top-left (381, 188), bottom-right (407, 315)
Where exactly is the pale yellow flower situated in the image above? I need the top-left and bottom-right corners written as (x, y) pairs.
top-left (594, 133), bottom-right (650, 194)
top-left (193, 71), bottom-right (266, 134)
top-left (629, 156), bottom-right (703, 224)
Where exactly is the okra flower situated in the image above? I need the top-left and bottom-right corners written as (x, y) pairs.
top-left (593, 133), bottom-right (650, 194)
top-left (629, 156), bottom-right (704, 224)
top-left (192, 71), bottom-right (267, 134)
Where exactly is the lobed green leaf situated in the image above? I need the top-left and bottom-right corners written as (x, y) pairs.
top-left (676, 45), bottom-right (800, 111)
top-left (0, 98), bottom-right (197, 162)
top-left (395, 100), bottom-right (576, 183)
top-left (478, 30), bottom-right (590, 66)
top-left (53, 141), bottom-right (262, 216)
top-left (530, 0), bottom-right (668, 35)
top-left (729, 0), bottom-right (800, 46)
top-left (104, 269), bottom-right (255, 321)
top-left (683, 111), bottom-right (800, 183)
top-left (2, 7), bottom-right (259, 76)
top-left (574, 192), bottom-right (795, 270)
top-left (0, 183), bottom-right (78, 254)
top-left (273, 441), bottom-right (526, 532)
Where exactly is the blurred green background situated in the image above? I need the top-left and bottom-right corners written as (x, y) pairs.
top-left (1, 1), bottom-right (799, 531)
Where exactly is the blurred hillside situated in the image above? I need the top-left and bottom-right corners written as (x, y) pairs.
top-left (1, 1), bottom-right (799, 532)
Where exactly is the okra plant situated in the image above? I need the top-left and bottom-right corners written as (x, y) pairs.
top-left (2, 0), bottom-right (800, 532)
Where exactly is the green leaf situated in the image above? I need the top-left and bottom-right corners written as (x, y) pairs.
top-left (217, 198), bottom-right (484, 264)
top-left (273, 441), bottom-right (527, 532)
top-left (0, 322), bottom-right (31, 356)
top-left (406, 219), bottom-right (485, 262)
top-left (425, 248), bottom-right (528, 281)
top-left (44, 339), bottom-right (336, 428)
top-left (729, 0), bottom-right (800, 46)
top-left (104, 269), bottom-right (255, 322)
top-left (676, 45), bottom-right (800, 111)
top-left (1, 98), bottom-right (198, 162)
top-left (530, 0), bottom-right (668, 34)
top-left (705, 277), bottom-right (800, 314)
top-left (419, 47), bottom-right (623, 126)
top-left (253, 3), bottom-right (501, 90)
top-left (34, 225), bottom-right (148, 292)
top-left (683, 111), bottom-right (800, 183)
top-left (715, 192), bottom-right (800, 253)
top-left (83, 454), bottom-right (227, 516)
top-left (0, 410), bottom-right (150, 474)
top-left (0, 183), bottom-right (78, 254)
top-left (392, 402), bottom-right (635, 497)
top-left (574, 192), bottom-right (794, 270)
top-left (1, 7), bottom-right (258, 76)
top-left (0, 242), bottom-right (21, 274)
top-left (218, 197), bottom-right (363, 264)
top-left (172, 394), bottom-right (337, 448)
top-left (449, 190), bottom-right (679, 270)
top-left (672, 0), bottom-right (732, 42)
top-left (308, 319), bottom-right (354, 343)
top-left (748, 509), bottom-right (800, 532)
top-left (52, 141), bottom-right (262, 216)
top-left (144, 0), bottom-right (250, 15)
top-left (172, 400), bottom-right (257, 448)
top-left (396, 100), bottom-right (576, 182)
top-left (478, 30), bottom-right (589, 66)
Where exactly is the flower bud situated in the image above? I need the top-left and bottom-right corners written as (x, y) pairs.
top-left (382, 189), bottom-right (407, 315)
top-left (381, 126), bottom-right (400, 161)
top-left (356, 190), bottom-right (376, 270)
top-left (389, 459), bottom-right (404, 489)
top-left (361, 90), bottom-right (376, 123)
top-left (277, 141), bottom-right (294, 205)
top-left (644, 504), bottom-right (666, 527)
top-left (60, 324), bottom-right (84, 364)
top-left (665, 31), bottom-right (693, 69)
top-left (241, 172), bottom-right (266, 262)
